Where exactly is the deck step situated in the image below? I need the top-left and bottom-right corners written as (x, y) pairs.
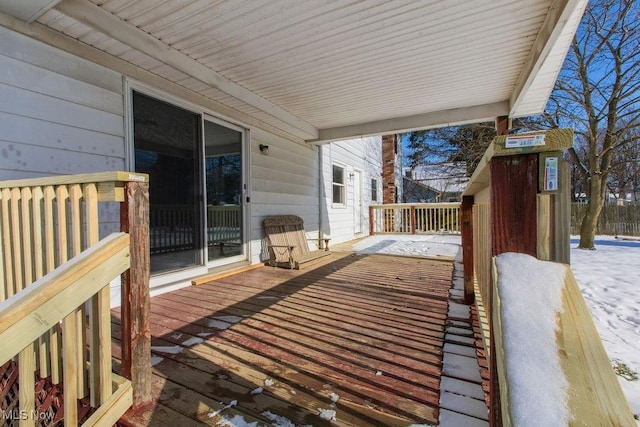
top-left (436, 257), bottom-right (490, 425)
top-left (440, 409), bottom-right (489, 427)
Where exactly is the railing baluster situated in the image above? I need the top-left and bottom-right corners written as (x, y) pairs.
top-left (20, 188), bottom-right (34, 288)
top-left (32, 187), bottom-right (51, 381)
top-left (44, 186), bottom-right (62, 384)
top-left (19, 187), bottom-right (36, 427)
top-left (69, 184), bottom-right (88, 397)
top-left (10, 188), bottom-right (22, 297)
top-left (0, 189), bottom-right (9, 301)
top-left (18, 345), bottom-right (36, 427)
top-left (56, 186), bottom-right (69, 266)
top-left (85, 183), bottom-right (112, 406)
top-left (62, 311), bottom-right (79, 426)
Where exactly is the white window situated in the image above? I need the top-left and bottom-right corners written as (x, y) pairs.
top-left (371, 178), bottom-right (378, 202)
top-left (332, 164), bottom-right (346, 205)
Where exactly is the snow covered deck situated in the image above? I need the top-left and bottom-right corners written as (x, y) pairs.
top-left (111, 250), bottom-right (489, 426)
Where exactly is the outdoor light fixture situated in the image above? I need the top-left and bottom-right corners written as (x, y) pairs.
top-left (259, 144), bottom-right (269, 154)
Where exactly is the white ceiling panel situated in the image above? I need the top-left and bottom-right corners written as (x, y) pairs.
top-left (12, 0), bottom-right (587, 142)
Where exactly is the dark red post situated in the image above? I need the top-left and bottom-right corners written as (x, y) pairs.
top-left (120, 181), bottom-right (151, 406)
top-left (460, 196), bottom-right (474, 304)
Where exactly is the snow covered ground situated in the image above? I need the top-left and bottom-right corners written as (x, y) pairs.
top-left (351, 234), bottom-right (462, 259)
top-left (570, 236), bottom-right (640, 422)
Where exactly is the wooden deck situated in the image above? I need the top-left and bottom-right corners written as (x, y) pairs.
top-left (112, 252), bottom-right (472, 426)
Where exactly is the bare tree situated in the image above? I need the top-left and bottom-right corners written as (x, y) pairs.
top-left (607, 126), bottom-right (640, 202)
top-left (546, 0), bottom-right (640, 248)
top-left (405, 117), bottom-right (543, 176)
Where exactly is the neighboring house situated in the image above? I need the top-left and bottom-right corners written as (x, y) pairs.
top-left (402, 176), bottom-right (439, 203)
top-left (404, 163), bottom-right (469, 202)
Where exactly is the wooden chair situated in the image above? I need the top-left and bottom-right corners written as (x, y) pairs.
top-left (263, 215), bottom-right (331, 269)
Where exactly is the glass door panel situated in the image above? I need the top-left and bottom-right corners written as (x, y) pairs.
top-left (203, 120), bottom-right (244, 262)
top-left (133, 92), bottom-right (203, 274)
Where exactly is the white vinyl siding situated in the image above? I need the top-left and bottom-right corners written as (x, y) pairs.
top-left (0, 25), bottom-right (327, 299)
top-left (250, 128), bottom-right (321, 262)
top-left (321, 136), bottom-right (382, 244)
top-left (0, 27), bottom-right (125, 183)
top-left (0, 28), bottom-right (128, 306)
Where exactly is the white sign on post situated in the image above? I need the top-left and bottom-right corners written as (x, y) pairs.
top-left (544, 157), bottom-right (558, 191)
top-left (505, 134), bottom-right (546, 149)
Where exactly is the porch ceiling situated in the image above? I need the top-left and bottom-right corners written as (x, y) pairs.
top-left (2, 0), bottom-right (586, 143)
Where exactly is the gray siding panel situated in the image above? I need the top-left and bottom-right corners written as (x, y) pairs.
top-left (0, 113), bottom-right (124, 157)
top-left (0, 29), bottom-right (126, 260)
top-left (0, 26), bottom-right (123, 94)
top-left (250, 128), bottom-right (320, 262)
top-left (0, 54), bottom-right (123, 115)
top-left (0, 83), bottom-right (123, 136)
top-left (0, 32), bottom-right (125, 180)
top-left (322, 136), bottom-right (382, 244)
top-left (0, 140), bottom-right (124, 177)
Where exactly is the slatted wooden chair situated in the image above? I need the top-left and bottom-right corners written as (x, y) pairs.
top-left (263, 215), bottom-right (331, 269)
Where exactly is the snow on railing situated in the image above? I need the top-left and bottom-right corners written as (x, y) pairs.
top-left (492, 253), bottom-right (635, 425)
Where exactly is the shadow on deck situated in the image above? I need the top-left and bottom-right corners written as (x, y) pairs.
top-left (111, 252), bottom-right (461, 426)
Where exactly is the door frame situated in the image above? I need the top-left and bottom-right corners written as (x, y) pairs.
top-left (202, 114), bottom-right (251, 268)
top-left (125, 79), bottom-right (251, 288)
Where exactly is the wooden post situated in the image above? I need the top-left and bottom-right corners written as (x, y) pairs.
top-left (495, 115), bottom-right (510, 135)
top-left (537, 194), bottom-right (553, 261)
top-left (120, 181), bottom-right (151, 406)
top-left (489, 152), bottom-right (538, 427)
top-left (460, 128), bottom-right (575, 427)
top-left (554, 160), bottom-right (571, 264)
top-left (490, 154), bottom-right (538, 257)
top-left (369, 206), bottom-right (374, 235)
top-left (460, 196), bottom-right (474, 304)
top-left (410, 206), bottom-right (416, 235)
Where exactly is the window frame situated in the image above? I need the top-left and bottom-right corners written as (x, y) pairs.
top-left (371, 178), bottom-right (378, 202)
top-left (332, 163), bottom-right (346, 207)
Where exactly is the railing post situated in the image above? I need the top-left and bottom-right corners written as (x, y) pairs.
top-left (460, 196), bottom-right (474, 304)
top-left (410, 206), bottom-right (416, 234)
top-left (120, 181), bottom-right (151, 406)
top-left (369, 206), bottom-right (374, 235)
top-left (489, 153), bottom-right (538, 427)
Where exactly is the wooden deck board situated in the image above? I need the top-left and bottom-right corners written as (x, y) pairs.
top-left (115, 253), bottom-right (454, 426)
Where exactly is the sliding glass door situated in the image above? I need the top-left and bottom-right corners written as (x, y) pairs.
top-left (203, 118), bottom-right (244, 264)
top-left (132, 92), bottom-right (246, 275)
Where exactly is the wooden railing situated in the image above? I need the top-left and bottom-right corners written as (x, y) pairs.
top-left (0, 233), bottom-right (132, 426)
top-left (149, 204), bottom-right (241, 254)
top-left (369, 203), bottom-right (461, 235)
top-left (460, 128), bottom-right (634, 424)
top-left (491, 255), bottom-right (635, 425)
top-left (472, 203), bottom-right (491, 311)
top-left (207, 205), bottom-right (241, 245)
top-left (571, 203), bottom-right (640, 236)
top-left (0, 171), bottom-right (151, 421)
